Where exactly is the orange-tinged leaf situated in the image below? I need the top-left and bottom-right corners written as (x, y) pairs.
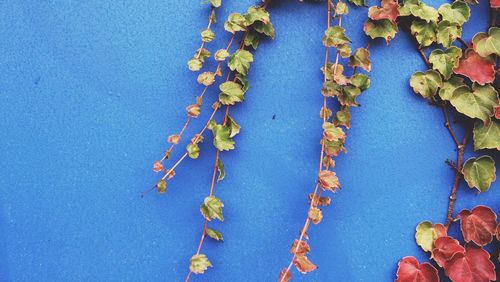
top-left (443, 244), bottom-right (496, 282)
top-left (308, 207), bottom-right (323, 224)
top-left (457, 205), bottom-right (497, 246)
top-left (278, 268), bottom-right (291, 282)
top-left (495, 105), bottom-right (500, 119)
top-left (293, 255), bottom-right (317, 274)
top-left (368, 0), bottom-right (400, 23)
top-left (454, 49), bottom-right (495, 85)
top-left (318, 170), bottom-right (340, 192)
top-left (290, 240), bottom-right (311, 256)
top-left (432, 236), bottom-right (465, 267)
top-left (395, 256), bottom-right (439, 282)
top-left (168, 134), bottom-right (181, 144)
top-left (491, 0), bottom-right (500, 8)
top-left (153, 161), bottom-right (164, 172)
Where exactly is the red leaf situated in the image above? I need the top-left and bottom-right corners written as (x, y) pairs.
top-left (153, 161), bottom-right (164, 172)
top-left (497, 224), bottom-right (500, 239)
top-left (495, 105), bottom-right (500, 120)
top-left (432, 236), bottom-right (465, 267)
top-left (457, 206), bottom-right (497, 247)
top-left (368, 0), bottom-right (400, 23)
top-left (395, 256), bottom-right (439, 282)
top-left (453, 49), bottom-right (495, 85)
top-left (433, 223), bottom-right (448, 239)
top-left (290, 240), bottom-right (311, 256)
top-left (318, 170), bottom-right (340, 192)
top-left (491, 0), bottom-right (500, 8)
top-left (293, 255), bottom-right (317, 274)
top-left (278, 268), bottom-right (291, 282)
top-left (444, 244), bottom-right (496, 282)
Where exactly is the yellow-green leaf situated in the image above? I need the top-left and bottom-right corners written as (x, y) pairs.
top-left (410, 70), bottom-right (442, 99)
top-left (472, 27), bottom-right (500, 57)
top-left (462, 156), bottom-right (496, 192)
top-left (200, 196), bottom-right (224, 221)
top-left (228, 49), bottom-right (253, 76)
top-left (219, 81), bottom-right (244, 105)
top-left (206, 228), bottom-right (224, 241)
top-left (473, 120), bottom-right (500, 151)
top-left (189, 254), bottom-right (212, 274)
top-left (449, 84), bottom-right (498, 123)
top-left (428, 47), bottom-right (462, 79)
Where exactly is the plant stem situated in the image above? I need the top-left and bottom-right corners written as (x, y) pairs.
top-left (444, 124), bottom-right (472, 228)
top-left (457, 37), bottom-right (468, 49)
top-left (195, 8), bottom-right (216, 59)
top-left (441, 103), bottom-right (460, 147)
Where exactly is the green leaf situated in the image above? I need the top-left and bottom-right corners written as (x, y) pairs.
top-left (210, 0), bottom-right (221, 8)
top-left (187, 143), bottom-right (200, 159)
top-left (472, 27), bottom-right (500, 57)
top-left (462, 156), bottom-right (496, 192)
top-left (438, 1), bottom-right (470, 26)
top-left (244, 29), bottom-right (261, 50)
top-left (449, 84), bottom-right (498, 123)
top-left (187, 58), bottom-right (203, 71)
top-left (413, 4), bottom-right (439, 22)
top-left (411, 19), bottom-right (437, 47)
top-left (348, 0), bottom-right (366, 6)
top-left (189, 254), bottom-right (212, 274)
top-left (363, 19), bottom-right (398, 44)
top-left (350, 73), bottom-right (370, 91)
top-left (321, 81), bottom-right (341, 97)
top-left (227, 116), bottom-right (240, 138)
top-left (228, 49), bottom-right (254, 76)
top-left (244, 6), bottom-right (269, 25)
top-left (322, 26), bottom-right (351, 47)
top-left (333, 106), bottom-right (351, 129)
top-left (439, 76), bottom-right (466, 101)
top-left (211, 123), bottom-right (235, 151)
top-left (224, 13), bottom-right (246, 33)
top-left (219, 81), bottom-right (244, 105)
top-left (473, 120), bottom-right (500, 151)
top-left (409, 70), bottom-right (442, 99)
top-left (216, 158), bottom-right (225, 182)
top-left (235, 74), bottom-right (249, 92)
top-left (197, 72), bottom-right (216, 86)
top-left (436, 21), bottom-right (462, 48)
top-left (200, 196), bottom-right (224, 221)
top-left (156, 179), bottom-right (166, 194)
top-left (348, 48), bottom-right (371, 72)
top-left (399, 0), bottom-right (420, 16)
top-left (428, 47), bottom-right (462, 79)
top-left (201, 28), bottom-right (215, 43)
top-left (253, 21), bottom-right (275, 39)
top-left (415, 221), bottom-right (445, 252)
top-left (336, 1), bottom-right (349, 15)
top-left (206, 228), bottom-right (224, 241)
top-left (400, 0), bottom-right (438, 22)
top-left (337, 44), bottom-right (351, 58)
top-left (322, 122), bottom-right (345, 141)
top-left (214, 49), bottom-right (230, 61)
top-left (195, 48), bottom-right (211, 61)
top-left (339, 85), bottom-right (362, 107)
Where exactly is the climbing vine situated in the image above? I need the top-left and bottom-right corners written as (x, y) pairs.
top-left (147, 0), bottom-right (274, 279)
top-left (278, 0), bottom-right (372, 280)
top-left (364, 0), bottom-right (499, 281)
top-left (147, 0), bottom-right (499, 280)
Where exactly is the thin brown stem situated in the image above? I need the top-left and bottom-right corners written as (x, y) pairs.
top-left (195, 8), bottom-right (216, 59)
top-left (441, 103), bottom-right (460, 147)
top-left (457, 37), bottom-right (469, 49)
top-left (444, 125), bottom-right (472, 228)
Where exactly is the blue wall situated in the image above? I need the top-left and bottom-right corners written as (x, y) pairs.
top-left (0, 0), bottom-right (498, 281)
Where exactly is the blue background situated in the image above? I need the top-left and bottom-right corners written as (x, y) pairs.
top-left (0, 0), bottom-right (498, 281)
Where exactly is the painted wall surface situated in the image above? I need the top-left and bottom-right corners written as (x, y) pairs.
top-left (0, 0), bottom-right (498, 281)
